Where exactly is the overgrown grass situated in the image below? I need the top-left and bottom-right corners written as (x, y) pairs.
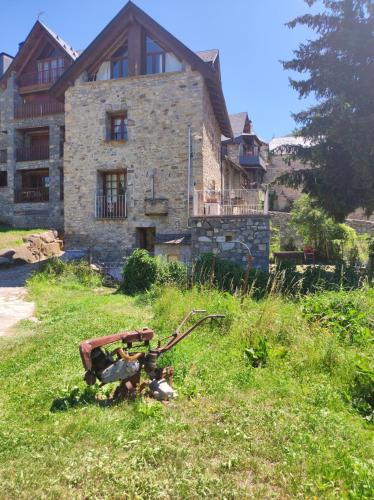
top-left (0, 224), bottom-right (48, 249)
top-left (0, 267), bottom-right (373, 498)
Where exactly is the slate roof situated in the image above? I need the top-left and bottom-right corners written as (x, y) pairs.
top-left (196, 49), bottom-right (219, 65)
top-left (229, 112), bottom-right (249, 138)
top-left (40, 22), bottom-right (79, 60)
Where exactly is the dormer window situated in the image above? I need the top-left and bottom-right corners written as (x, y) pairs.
top-left (145, 36), bottom-right (166, 74)
top-left (37, 57), bottom-right (64, 84)
top-left (111, 44), bottom-right (129, 79)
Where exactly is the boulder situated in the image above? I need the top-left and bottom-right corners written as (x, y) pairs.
top-left (40, 241), bottom-right (61, 257)
top-left (12, 246), bottom-right (38, 264)
top-left (0, 248), bottom-right (15, 260)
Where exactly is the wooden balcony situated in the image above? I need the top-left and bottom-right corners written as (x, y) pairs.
top-left (14, 101), bottom-right (64, 120)
top-left (239, 154), bottom-right (267, 170)
top-left (17, 67), bottom-right (65, 89)
top-left (95, 194), bottom-right (127, 219)
top-left (14, 187), bottom-right (49, 203)
top-left (16, 145), bottom-right (49, 162)
top-left (0, 150), bottom-right (7, 164)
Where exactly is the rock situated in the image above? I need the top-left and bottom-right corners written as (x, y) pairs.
top-left (39, 231), bottom-right (57, 244)
top-left (12, 246), bottom-right (38, 264)
top-left (40, 241), bottom-right (61, 257)
top-left (0, 248), bottom-right (15, 260)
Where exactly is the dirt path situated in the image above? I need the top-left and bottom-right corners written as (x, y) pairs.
top-left (0, 264), bottom-right (38, 336)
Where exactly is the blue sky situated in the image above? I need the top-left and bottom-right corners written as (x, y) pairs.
top-left (1, 0), bottom-right (318, 140)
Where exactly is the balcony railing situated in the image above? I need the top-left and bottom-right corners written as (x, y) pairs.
top-left (14, 187), bottom-right (49, 203)
top-left (16, 145), bottom-right (50, 162)
top-left (239, 154), bottom-right (267, 170)
top-left (0, 150), bottom-right (7, 164)
top-left (14, 101), bottom-right (64, 119)
top-left (17, 67), bottom-right (65, 87)
top-left (193, 189), bottom-right (266, 216)
top-left (95, 194), bottom-right (127, 219)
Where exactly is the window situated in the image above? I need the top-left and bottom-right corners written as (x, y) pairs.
top-left (111, 44), bottom-right (129, 79)
top-left (0, 171), bottom-right (7, 187)
top-left (37, 57), bottom-right (64, 84)
top-left (145, 36), bottom-right (166, 74)
top-left (110, 114), bottom-right (128, 141)
top-left (103, 172), bottom-right (126, 201)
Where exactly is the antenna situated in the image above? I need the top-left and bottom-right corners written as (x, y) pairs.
top-left (37, 11), bottom-right (45, 21)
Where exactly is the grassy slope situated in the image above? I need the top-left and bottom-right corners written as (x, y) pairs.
top-left (0, 276), bottom-right (373, 499)
top-left (0, 225), bottom-right (48, 249)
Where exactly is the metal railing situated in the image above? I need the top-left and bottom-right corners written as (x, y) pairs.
top-left (14, 101), bottom-right (64, 119)
top-left (14, 187), bottom-right (49, 203)
top-left (95, 194), bottom-right (127, 219)
top-left (193, 189), bottom-right (265, 216)
top-left (16, 145), bottom-right (50, 162)
top-left (18, 67), bottom-right (65, 87)
top-left (0, 150), bottom-right (7, 164)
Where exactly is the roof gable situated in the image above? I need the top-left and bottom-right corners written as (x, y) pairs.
top-left (50, 1), bottom-right (232, 137)
top-left (0, 21), bottom-right (78, 87)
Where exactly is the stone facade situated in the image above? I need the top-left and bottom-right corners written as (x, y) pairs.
top-left (0, 75), bottom-right (67, 230)
top-left (190, 215), bottom-right (270, 271)
top-left (64, 68), bottom-right (222, 260)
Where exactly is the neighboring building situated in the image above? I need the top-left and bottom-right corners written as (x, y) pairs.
top-left (0, 2), bottom-right (270, 269)
top-left (0, 21), bottom-right (78, 229)
top-left (266, 136), bottom-right (311, 211)
top-left (222, 112), bottom-right (268, 190)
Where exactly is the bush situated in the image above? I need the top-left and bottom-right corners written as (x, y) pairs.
top-left (33, 258), bottom-right (102, 288)
top-left (121, 249), bottom-right (158, 295)
top-left (193, 253), bottom-right (245, 292)
top-left (302, 292), bottom-right (372, 344)
top-left (121, 250), bottom-right (188, 295)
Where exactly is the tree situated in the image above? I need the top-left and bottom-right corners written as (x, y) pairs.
top-left (281, 0), bottom-right (374, 221)
top-left (290, 194), bottom-right (356, 259)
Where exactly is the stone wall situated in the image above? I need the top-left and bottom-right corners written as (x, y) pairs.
top-left (190, 215), bottom-right (270, 271)
top-left (64, 68), bottom-right (222, 261)
top-left (0, 73), bottom-right (64, 230)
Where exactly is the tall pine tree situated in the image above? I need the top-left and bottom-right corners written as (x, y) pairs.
top-left (281, 0), bottom-right (374, 221)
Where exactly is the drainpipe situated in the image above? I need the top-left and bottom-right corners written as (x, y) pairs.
top-left (187, 125), bottom-right (192, 224)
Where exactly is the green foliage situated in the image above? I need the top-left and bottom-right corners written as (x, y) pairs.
top-left (290, 195), bottom-right (356, 260)
top-left (193, 253), bottom-right (245, 291)
top-left (32, 258), bottom-right (103, 288)
top-left (282, 0), bottom-right (374, 219)
top-left (351, 363), bottom-right (374, 420)
top-left (302, 292), bottom-right (373, 344)
top-left (121, 249), bottom-right (158, 295)
top-left (193, 253), bottom-right (364, 299)
top-left (244, 338), bottom-right (269, 367)
top-left (121, 249), bottom-right (188, 295)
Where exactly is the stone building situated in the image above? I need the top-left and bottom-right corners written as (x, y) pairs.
top-left (0, 21), bottom-right (78, 229)
top-left (0, 2), bottom-right (270, 270)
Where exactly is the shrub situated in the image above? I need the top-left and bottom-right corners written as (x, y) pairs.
top-left (32, 258), bottom-right (102, 287)
top-left (155, 257), bottom-right (188, 289)
top-left (193, 253), bottom-right (245, 292)
top-left (121, 250), bottom-right (188, 295)
top-left (351, 363), bottom-right (374, 420)
top-left (122, 249), bottom-right (158, 295)
top-left (302, 292), bottom-right (372, 344)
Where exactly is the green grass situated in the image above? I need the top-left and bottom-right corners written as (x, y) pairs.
top-left (0, 270), bottom-right (373, 498)
top-left (0, 224), bottom-right (48, 249)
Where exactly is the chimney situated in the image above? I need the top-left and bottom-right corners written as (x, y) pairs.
top-left (0, 52), bottom-right (14, 77)
top-left (18, 41), bottom-right (25, 51)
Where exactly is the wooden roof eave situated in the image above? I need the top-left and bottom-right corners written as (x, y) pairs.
top-left (50, 1), bottom-right (233, 138)
top-left (0, 21), bottom-right (76, 89)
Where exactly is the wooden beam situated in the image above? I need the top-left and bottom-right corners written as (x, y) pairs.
top-left (128, 21), bottom-right (142, 77)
